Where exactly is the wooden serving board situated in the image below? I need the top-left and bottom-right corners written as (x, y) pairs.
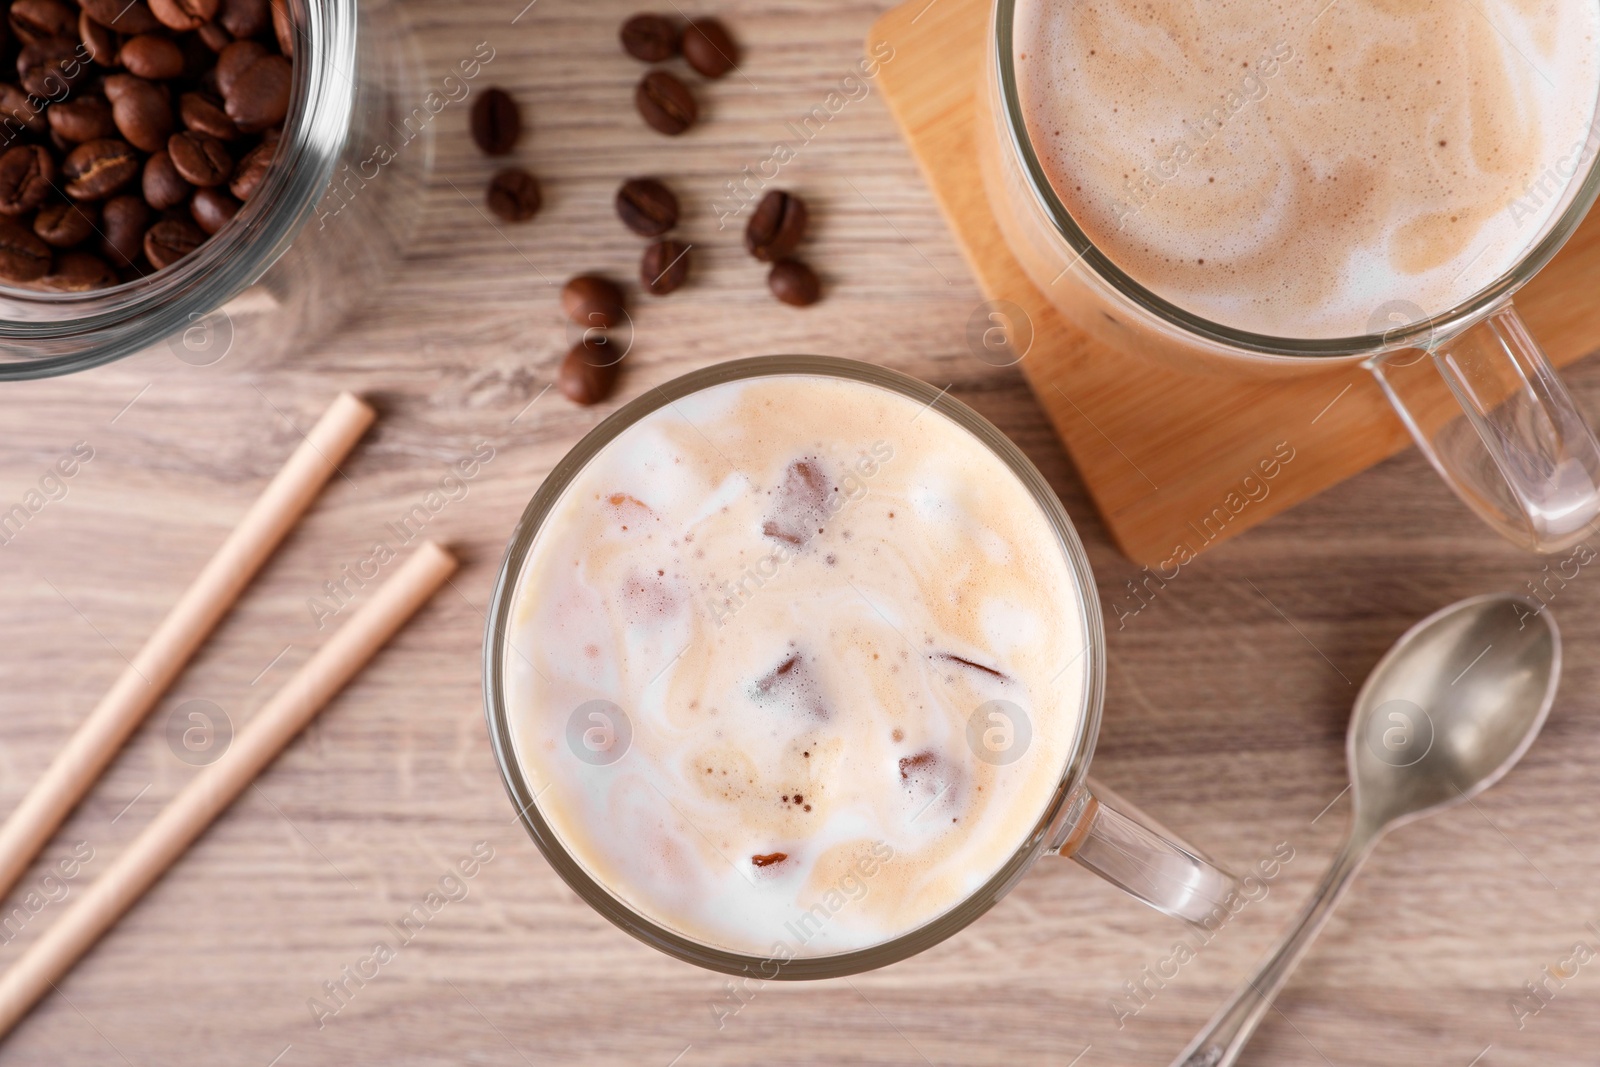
top-left (867, 0), bottom-right (1600, 565)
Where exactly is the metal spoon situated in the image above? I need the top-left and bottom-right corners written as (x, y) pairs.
top-left (1174, 593), bottom-right (1560, 1067)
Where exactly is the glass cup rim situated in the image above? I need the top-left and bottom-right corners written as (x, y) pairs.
top-left (482, 354), bottom-right (1106, 979)
top-left (992, 0), bottom-right (1600, 358)
top-left (0, 0), bottom-right (353, 381)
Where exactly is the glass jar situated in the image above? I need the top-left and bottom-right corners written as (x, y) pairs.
top-left (0, 0), bottom-right (432, 379)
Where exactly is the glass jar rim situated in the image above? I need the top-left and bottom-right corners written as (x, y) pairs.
top-left (992, 0), bottom-right (1600, 357)
top-left (481, 354), bottom-right (1106, 979)
top-left (0, 0), bottom-right (354, 380)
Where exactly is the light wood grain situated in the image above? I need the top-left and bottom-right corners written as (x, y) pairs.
top-left (870, 0), bottom-right (1600, 565)
top-left (0, 1), bottom-right (1598, 1065)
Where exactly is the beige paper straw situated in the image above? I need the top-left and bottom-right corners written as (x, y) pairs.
top-left (0, 391), bottom-right (374, 904)
top-left (0, 541), bottom-right (458, 1039)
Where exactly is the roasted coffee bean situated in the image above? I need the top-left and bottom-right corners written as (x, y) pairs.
top-left (105, 73), bottom-right (175, 152)
top-left (682, 18), bottom-right (737, 78)
top-left (768, 258), bottom-right (820, 306)
top-left (228, 135), bottom-right (273, 200)
top-left (270, 0), bottom-right (293, 57)
top-left (78, 10), bottom-right (120, 66)
top-left (215, 38), bottom-right (264, 97)
top-left (0, 144), bottom-right (55, 215)
top-left (189, 185), bottom-right (238, 234)
top-left (486, 167), bottom-right (540, 222)
top-left (38, 251), bottom-right (117, 290)
top-left (223, 52), bottom-right (289, 132)
top-left (63, 138), bottom-right (140, 199)
top-left (120, 34), bottom-right (185, 79)
top-left (47, 96), bottom-right (116, 143)
top-left (0, 84), bottom-right (47, 134)
top-left (745, 189), bottom-right (807, 262)
top-left (18, 36), bottom-right (87, 97)
top-left (80, 0), bottom-right (162, 34)
top-left (561, 274), bottom-right (625, 329)
top-left (217, 0), bottom-right (267, 38)
top-left (197, 21), bottom-right (230, 51)
top-left (0, 217), bottom-right (50, 280)
top-left (619, 13), bottom-right (677, 62)
top-left (640, 238), bottom-right (690, 295)
top-left (470, 87), bottom-right (519, 156)
top-left (143, 214), bottom-right (204, 267)
top-left (9, 0), bottom-right (77, 46)
top-left (149, 0), bottom-right (217, 31)
top-left (558, 338), bottom-right (620, 405)
top-left (614, 177), bottom-right (677, 237)
top-left (142, 149), bottom-right (191, 208)
top-left (635, 70), bottom-right (696, 136)
top-left (33, 198), bottom-right (96, 247)
top-left (167, 129), bottom-right (231, 185)
top-left (99, 193), bottom-right (150, 265)
top-left (179, 90), bottom-right (237, 139)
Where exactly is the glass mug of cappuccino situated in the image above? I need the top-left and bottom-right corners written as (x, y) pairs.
top-left (980, 0), bottom-right (1600, 552)
top-left (484, 356), bottom-right (1235, 978)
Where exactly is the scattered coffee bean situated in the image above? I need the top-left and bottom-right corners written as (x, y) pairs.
top-left (558, 337), bottom-right (620, 405)
top-left (561, 274), bottom-right (625, 329)
top-left (100, 193), bottom-right (150, 265)
top-left (105, 74), bottom-right (176, 152)
top-left (487, 167), bottom-right (540, 222)
top-left (143, 214), bottom-right (204, 268)
top-left (0, 145), bottom-right (55, 215)
top-left (168, 129), bottom-right (232, 186)
top-left (38, 250), bottom-right (117, 290)
top-left (0, 216), bottom-right (51, 280)
top-left (189, 185), bottom-right (238, 233)
top-left (142, 150), bottom-right (192, 209)
top-left (682, 18), bottom-right (737, 78)
top-left (121, 34), bottom-right (186, 79)
top-left (216, 38), bottom-right (267, 96)
top-left (223, 51), bottom-right (289, 132)
top-left (271, 0), bottom-right (293, 56)
top-left (48, 96), bottom-right (117, 144)
top-left (745, 189), bottom-right (807, 261)
top-left (10, 0), bottom-right (76, 45)
top-left (18, 36), bottom-right (89, 97)
top-left (635, 70), bottom-right (696, 135)
top-left (641, 238), bottom-right (690, 295)
top-left (80, 0), bottom-right (161, 32)
top-left (620, 13), bottom-right (677, 62)
top-left (149, 0), bottom-right (217, 32)
top-left (33, 199), bottom-right (96, 247)
top-left (470, 86), bottom-right (519, 156)
top-left (614, 177), bottom-right (678, 237)
top-left (217, 0), bottom-right (265, 36)
top-left (229, 135), bottom-right (273, 200)
top-left (77, 10), bottom-right (119, 64)
top-left (197, 20), bottom-right (231, 51)
top-left (0, 85), bottom-right (46, 135)
top-left (180, 91), bottom-right (239, 140)
top-left (768, 258), bottom-right (819, 306)
top-left (63, 139), bottom-right (141, 200)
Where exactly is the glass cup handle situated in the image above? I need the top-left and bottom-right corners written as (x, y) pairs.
top-left (1368, 302), bottom-right (1600, 553)
top-left (1050, 779), bottom-right (1238, 924)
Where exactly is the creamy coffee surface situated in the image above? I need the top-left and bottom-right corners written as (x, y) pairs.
top-left (505, 374), bottom-right (1087, 957)
top-left (1015, 0), bottom-right (1600, 337)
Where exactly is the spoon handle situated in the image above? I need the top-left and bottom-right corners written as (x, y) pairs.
top-left (1171, 830), bottom-right (1376, 1067)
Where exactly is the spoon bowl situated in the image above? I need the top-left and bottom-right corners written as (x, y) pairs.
top-left (1349, 594), bottom-right (1560, 832)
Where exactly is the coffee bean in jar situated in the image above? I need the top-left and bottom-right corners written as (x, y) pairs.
top-left (0, 0), bottom-right (293, 288)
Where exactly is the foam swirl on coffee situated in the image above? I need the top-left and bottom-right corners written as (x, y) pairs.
top-left (505, 375), bottom-right (1087, 956)
top-left (1015, 0), bottom-right (1600, 337)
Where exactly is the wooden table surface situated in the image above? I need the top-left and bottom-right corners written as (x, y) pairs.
top-left (2, 1), bottom-right (1599, 1064)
